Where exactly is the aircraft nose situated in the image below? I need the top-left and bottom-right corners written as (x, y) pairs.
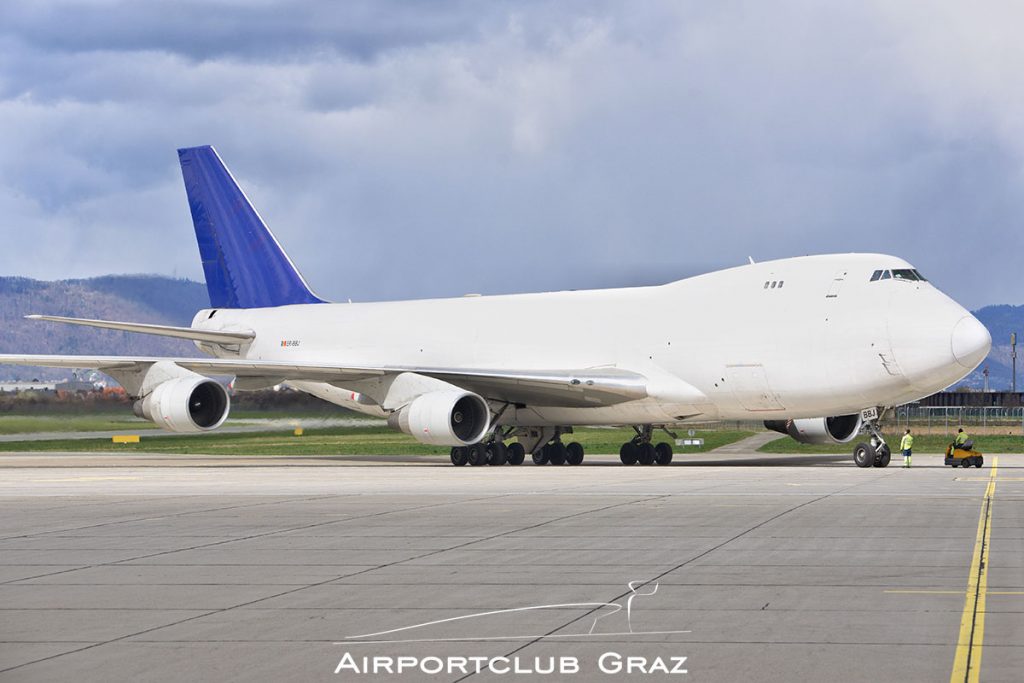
top-left (951, 315), bottom-right (991, 369)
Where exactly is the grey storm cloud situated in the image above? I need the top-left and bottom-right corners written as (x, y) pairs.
top-left (0, 0), bottom-right (1022, 309)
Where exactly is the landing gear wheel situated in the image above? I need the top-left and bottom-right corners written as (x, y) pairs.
top-left (873, 444), bottom-right (891, 468)
top-left (637, 443), bottom-right (656, 466)
top-left (547, 442), bottom-right (567, 466)
top-left (450, 447), bottom-right (468, 466)
top-left (853, 442), bottom-right (874, 468)
top-left (487, 442), bottom-right (508, 466)
top-left (619, 442), bottom-right (638, 465)
top-left (507, 442), bottom-right (526, 466)
top-left (566, 442), bottom-right (585, 466)
top-left (654, 442), bottom-right (673, 466)
top-left (468, 443), bottom-right (489, 466)
top-left (532, 450), bottom-right (549, 466)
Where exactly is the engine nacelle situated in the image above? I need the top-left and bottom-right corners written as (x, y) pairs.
top-left (388, 390), bottom-right (490, 446)
top-left (764, 414), bottom-right (862, 445)
top-left (134, 376), bottom-right (231, 433)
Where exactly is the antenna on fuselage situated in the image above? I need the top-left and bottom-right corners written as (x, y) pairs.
top-left (748, 256), bottom-right (756, 265)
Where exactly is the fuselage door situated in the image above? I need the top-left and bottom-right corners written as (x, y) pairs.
top-left (825, 272), bottom-right (846, 299)
top-left (725, 364), bottom-right (785, 411)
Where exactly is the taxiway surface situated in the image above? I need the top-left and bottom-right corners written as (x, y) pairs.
top-left (0, 451), bottom-right (1021, 682)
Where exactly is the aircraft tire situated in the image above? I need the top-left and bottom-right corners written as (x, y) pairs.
top-left (853, 442), bottom-right (874, 468)
top-left (874, 449), bottom-right (891, 467)
top-left (507, 442), bottom-right (526, 466)
top-left (654, 442), bottom-right (673, 465)
top-left (468, 443), bottom-right (489, 466)
top-left (566, 442), bottom-right (585, 466)
top-left (532, 450), bottom-right (549, 465)
top-left (547, 442), bottom-right (567, 466)
top-left (450, 447), bottom-right (469, 466)
top-left (619, 442), bottom-right (639, 465)
top-left (487, 441), bottom-right (508, 466)
top-left (637, 443), bottom-right (656, 466)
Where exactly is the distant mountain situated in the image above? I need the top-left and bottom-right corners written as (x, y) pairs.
top-left (964, 304), bottom-right (1023, 391)
top-left (0, 274), bottom-right (1019, 392)
top-left (0, 275), bottom-right (209, 381)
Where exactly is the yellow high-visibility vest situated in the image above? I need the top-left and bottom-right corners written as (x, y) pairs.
top-left (900, 434), bottom-right (913, 450)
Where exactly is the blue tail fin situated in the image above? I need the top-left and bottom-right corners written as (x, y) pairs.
top-left (177, 145), bottom-right (325, 309)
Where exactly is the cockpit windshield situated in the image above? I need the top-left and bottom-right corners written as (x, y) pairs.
top-left (871, 268), bottom-right (927, 282)
top-left (892, 269), bottom-right (927, 281)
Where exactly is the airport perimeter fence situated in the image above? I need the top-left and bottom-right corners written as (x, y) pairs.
top-left (691, 407), bottom-right (1024, 437)
top-left (891, 405), bottom-right (1024, 436)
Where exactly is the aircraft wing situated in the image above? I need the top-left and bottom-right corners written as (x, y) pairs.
top-left (0, 355), bottom-right (648, 407)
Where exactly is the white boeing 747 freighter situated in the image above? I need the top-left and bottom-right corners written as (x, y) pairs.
top-left (0, 146), bottom-right (991, 468)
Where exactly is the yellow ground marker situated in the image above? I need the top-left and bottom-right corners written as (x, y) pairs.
top-left (950, 455), bottom-right (998, 683)
top-left (111, 434), bottom-right (140, 444)
top-left (293, 427), bottom-right (304, 437)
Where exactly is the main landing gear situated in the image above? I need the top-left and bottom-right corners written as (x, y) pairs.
top-left (531, 439), bottom-right (586, 466)
top-left (451, 422), bottom-right (675, 468)
top-left (619, 425), bottom-right (674, 466)
top-left (449, 426), bottom-right (586, 466)
top-left (516, 426), bottom-right (585, 466)
top-left (449, 440), bottom-right (527, 467)
top-left (852, 410), bottom-right (891, 468)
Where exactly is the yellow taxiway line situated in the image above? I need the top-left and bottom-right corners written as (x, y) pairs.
top-left (950, 455), bottom-right (998, 683)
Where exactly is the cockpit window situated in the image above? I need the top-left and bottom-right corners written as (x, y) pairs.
top-left (872, 268), bottom-right (928, 283)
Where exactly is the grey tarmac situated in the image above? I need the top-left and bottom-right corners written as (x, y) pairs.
top-left (0, 450), bottom-right (1021, 682)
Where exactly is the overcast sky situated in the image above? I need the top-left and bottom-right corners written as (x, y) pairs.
top-left (0, 1), bottom-right (1021, 309)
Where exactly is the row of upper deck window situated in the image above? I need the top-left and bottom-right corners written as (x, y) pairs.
top-left (761, 269), bottom-right (926, 289)
top-left (870, 269), bottom-right (927, 282)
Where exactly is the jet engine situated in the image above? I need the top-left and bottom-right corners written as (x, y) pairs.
top-left (388, 390), bottom-right (491, 446)
top-left (134, 375), bottom-right (231, 433)
top-left (764, 414), bottom-right (862, 445)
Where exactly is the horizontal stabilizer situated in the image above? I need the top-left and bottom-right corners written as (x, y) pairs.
top-left (25, 315), bottom-right (254, 345)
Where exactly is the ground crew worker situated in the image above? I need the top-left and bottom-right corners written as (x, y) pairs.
top-left (954, 428), bottom-right (969, 449)
top-left (900, 429), bottom-right (913, 468)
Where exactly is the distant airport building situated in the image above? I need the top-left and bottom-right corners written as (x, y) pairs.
top-left (917, 391), bottom-right (1023, 408)
top-left (0, 381), bottom-right (59, 393)
top-left (0, 380), bottom-right (98, 394)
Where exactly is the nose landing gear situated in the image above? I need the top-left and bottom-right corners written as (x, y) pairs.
top-left (853, 409), bottom-right (891, 468)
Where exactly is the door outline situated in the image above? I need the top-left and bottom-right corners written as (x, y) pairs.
top-left (725, 364), bottom-right (785, 411)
